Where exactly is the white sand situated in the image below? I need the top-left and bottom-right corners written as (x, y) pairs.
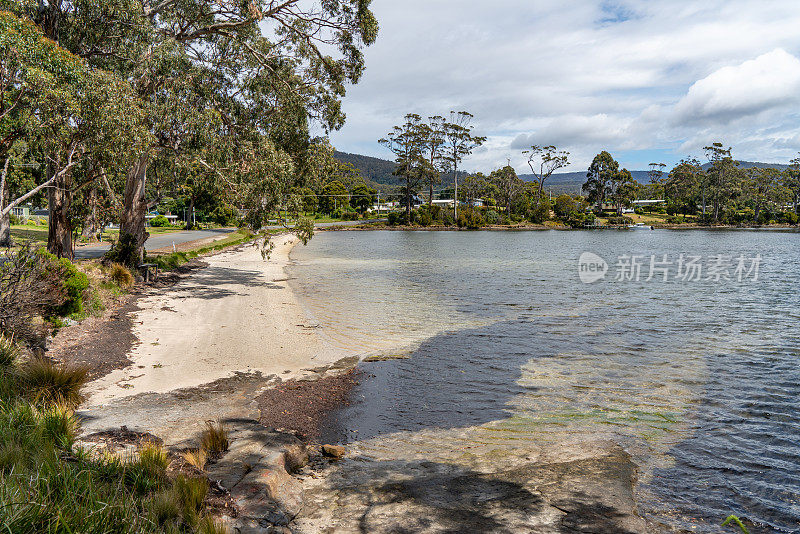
top-left (86, 235), bottom-right (343, 406)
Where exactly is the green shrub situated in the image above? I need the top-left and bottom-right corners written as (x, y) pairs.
top-left (457, 209), bottom-right (485, 229)
top-left (149, 215), bottom-right (171, 227)
top-left (779, 211), bottom-right (798, 224)
top-left (607, 216), bottom-right (633, 225)
top-left (386, 211), bottom-right (403, 226)
top-left (35, 251), bottom-right (90, 318)
top-left (484, 210), bottom-right (501, 225)
top-left (8, 214), bottom-right (19, 225)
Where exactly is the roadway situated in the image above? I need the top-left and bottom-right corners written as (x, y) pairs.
top-left (73, 219), bottom-right (385, 260)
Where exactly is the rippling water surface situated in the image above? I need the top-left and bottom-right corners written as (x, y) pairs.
top-left (289, 229), bottom-right (800, 532)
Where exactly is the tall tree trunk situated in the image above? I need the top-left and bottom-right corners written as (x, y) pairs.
top-left (405, 175), bottom-right (411, 223)
top-left (429, 180), bottom-right (433, 207)
top-left (0, 173), bottom-right (10, 247)
top-left (119, 156), bottom-right (149, 265)
top-left (186, 197), bottom-right (195, 230)
top-left (47, 169), bottom-right (73, 259)
top-left (81, 184), bottom-right (99, 239)
top-left (754, 202), bottom-right (761, 224)
top-left (453, 164), bottom-right (458, 220)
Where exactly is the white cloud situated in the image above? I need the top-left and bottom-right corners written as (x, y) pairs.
top-left (674, 49), bottom-right (800, 124)
top-left (328, 1), bottom-right (800, 172)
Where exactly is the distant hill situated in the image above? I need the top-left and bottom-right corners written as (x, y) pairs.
top-left (335, 151), bottom-right (790, 193)
top-left (334, 151), bottom-right (468, 187)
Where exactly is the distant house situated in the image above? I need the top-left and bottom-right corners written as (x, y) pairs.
top-left (632, 199), bottom-right (665, 207)
top-left (432, 199), bottom-right (454, 208)
top-left (10, 205), bottom-right (31, 218)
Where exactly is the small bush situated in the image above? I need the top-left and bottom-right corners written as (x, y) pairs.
top-left (386, 211), bottom-right (403, 226)
top-left (38, 253), bottom-right (90, 318)
top-left (149, 215), bottom-right (171, 227)
top-left (17, 358), bottom-right (88, 408)
top-left (126, 443), bottom-right (169, 495)
top-left (8, 213), bottom-right (19, 225)
top-left (150, 490), bottom-right (181, 526)
top-left (109, 263), bottom-right (134, 288)
top-left (200, 421), bottom-right (229, 456)
top-left (457, 209), bottom-right (485, 229)
top-left (607, 216), bottom-right (633, 225)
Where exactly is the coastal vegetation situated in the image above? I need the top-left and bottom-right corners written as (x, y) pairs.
top-left (0, 1), bottom-right (379, 261)
top-left (374, 120), bottom-right (800, 229)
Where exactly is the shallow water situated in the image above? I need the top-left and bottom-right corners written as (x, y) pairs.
top-left (289, 229), bottom-right (800, 533)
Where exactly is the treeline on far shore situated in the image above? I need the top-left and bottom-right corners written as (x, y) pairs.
top-left (368, 125), bottom-right (800, 229)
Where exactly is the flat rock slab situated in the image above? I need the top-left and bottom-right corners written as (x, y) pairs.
top-left (293, 434), bottom-right (647, 534)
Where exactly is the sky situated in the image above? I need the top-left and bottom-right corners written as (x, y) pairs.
top-left (323, 0), bottom-right (800, 175)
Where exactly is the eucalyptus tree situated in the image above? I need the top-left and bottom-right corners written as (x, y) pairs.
top-left (380, 114), bottom-right (425, 223)
top-left (442, 111), bottom-right (485, 219)
top-left (648, 162), bottom-right (666, 184)
top-left (785, 156), bottom-right (800, 213)
top-left (12, 0), bottom-right (379, 261)
top-left (609, 168), bottom-right (639, 214)
top-left (0, 11), bottom-right (149, 254)
top-left (489, 165), bottom-right (523, 216)
top-left (461, 173), bottom-right (489, 207)
top-left (703, 142), bottom-right (739, 222)
top-left (665, 159), bottom-right (702, 220)
top-left (419, 116), bottom-right (446, 206)
top-left (583, 151), bottom-right (619, 212)
top-left (745, 167), bottom-right (781, 223)
top-left (522, 145), bottom-right (570, 200)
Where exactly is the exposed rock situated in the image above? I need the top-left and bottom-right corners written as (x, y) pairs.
top-left (284, 444), bottom-right (310, 473)
top-left (321, 444), bottom-right (345, 459)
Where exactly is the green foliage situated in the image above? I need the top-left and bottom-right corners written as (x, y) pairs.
top-left (105, 232), bottom-right (141, 268)
top-left (386, 211), bottom-right (403, 225)
top-left (457, 209), bottom-right (485, 229)
top-left (149, 215), bottom-right (170, 227)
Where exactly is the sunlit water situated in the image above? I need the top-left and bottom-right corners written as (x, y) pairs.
top-left (289, 229), bottom-right (800, 533)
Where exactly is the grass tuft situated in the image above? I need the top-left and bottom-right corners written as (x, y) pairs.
top-left (0, 336), bottom-right (19, 367)
top-left (38, 403), bottom-right (79, 449)
top-left (197, 515), bottom-right (230, 534)
top-left (183, 448), bottom-right (208, 471)
top-left (17, 358), bottom-right (88, 408)
top-left (109, 262), bottom-right (135, 288)
top-left (200, 421), bottom-right (229, 456)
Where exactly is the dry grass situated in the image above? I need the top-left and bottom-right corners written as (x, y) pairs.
top-left (183, 448), bottom-right (208, 471)
top-left (200, 421), bottom-right (229, 456)
top-left (109, 263), bottom-right (134, 288)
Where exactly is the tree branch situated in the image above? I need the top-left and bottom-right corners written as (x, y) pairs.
top-left (1, 145), bottom-right (79, 218)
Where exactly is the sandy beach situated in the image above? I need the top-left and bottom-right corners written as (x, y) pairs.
top-left (86, 235), bottom-right (342, 406)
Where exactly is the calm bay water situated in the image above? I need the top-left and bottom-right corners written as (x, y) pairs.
top-left (289, 229), bottom-right (800, 533)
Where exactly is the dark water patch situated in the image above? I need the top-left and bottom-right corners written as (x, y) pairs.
top-left (319, 320), bottom-right (541, 444)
